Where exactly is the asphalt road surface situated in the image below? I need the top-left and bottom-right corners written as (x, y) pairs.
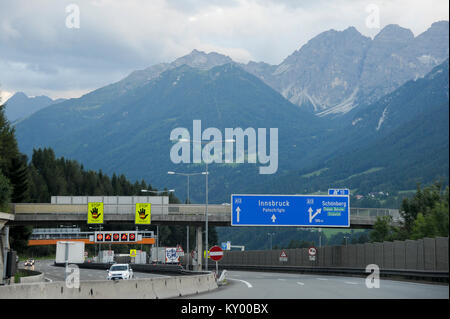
top-left (185, 270), bottom-right (449, 299)
top-left (30, 259), bottom-right (169, 282)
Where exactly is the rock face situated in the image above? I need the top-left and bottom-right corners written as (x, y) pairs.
top-left (82, 21), bottom-right (449, 118)
top-left (243, 21), bottom-right (449, 116)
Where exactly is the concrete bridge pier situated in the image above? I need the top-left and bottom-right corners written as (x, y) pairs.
top-left (196, 226), bottom-right (202, 271)
top-left (0, 213), bottom-right (14, 285)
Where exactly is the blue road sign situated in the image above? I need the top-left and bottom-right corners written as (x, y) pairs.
top-left (231, 194), bottom-right (350, 227)
top-left (328, 189), bottom-right (349, 196)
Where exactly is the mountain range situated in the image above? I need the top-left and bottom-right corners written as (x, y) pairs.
top-left (243, 21), bottom-right (449, 116)
top-left (4, 92), bottom-right (65, 123)
top-left (11, 21), bottom-right (449, 203)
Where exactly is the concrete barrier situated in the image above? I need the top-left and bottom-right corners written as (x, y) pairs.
top-left (18, 270), bottom-right (45, 284)
top-left (196, 274), bottom-right (217, 294)
top-left (152, 277), bottom-right (181, 299)
top-left (177, 276), bottom-right (199, 296)
top-left (0, 273), bottom-right (217, 299)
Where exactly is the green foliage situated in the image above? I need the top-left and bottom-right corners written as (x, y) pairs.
top-left (27, 147), bottom-right (160, 201)
top-left (9, 226), bottom-right (33, 253)
top-left (0, 171), bottom-right (12, 211)
top-left (370, 183), bottom-right (449, 242)
top-left (370, 216), bottom-right (397, 242)
top-left (410, 187), bottom-right (449, 240)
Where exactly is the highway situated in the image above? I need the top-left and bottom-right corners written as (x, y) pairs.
top-left (184, 270), bottom-right (449, 299)
top-left (31, 259), bottom-right (169, 282)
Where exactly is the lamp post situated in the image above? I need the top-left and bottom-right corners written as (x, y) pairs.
top-left (344, 236), bottom-right (349, 247)
top-left (177, 138), bottom-right (235, 271)
top-left (267, 233), bottom-right (275, 250)
top-left (141, 189), bottom-right (174, 263)
top-left (167, 171), bottom-right (207, 269)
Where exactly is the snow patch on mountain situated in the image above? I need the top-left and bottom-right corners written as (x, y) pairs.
top-left (376, 107), bottom-right (388, 131)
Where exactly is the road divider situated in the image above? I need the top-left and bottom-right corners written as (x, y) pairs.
top-left (0, 273), bottom-right (217, 299)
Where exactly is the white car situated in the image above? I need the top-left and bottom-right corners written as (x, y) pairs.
top-left (107, 264), bottom-right (134, 280)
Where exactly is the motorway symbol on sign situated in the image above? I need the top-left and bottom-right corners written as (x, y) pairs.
top-left (209, 246), bottom-right (223, 261)
top-left (328, 189), bottom-right (349, 196)
top-left (231, 194), bottom-right (350, 227)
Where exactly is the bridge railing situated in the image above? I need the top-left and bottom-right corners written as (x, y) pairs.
top-left (11, 203), bottom-right (402, 216)
top-left (11, 203), bottom-right (403, 225)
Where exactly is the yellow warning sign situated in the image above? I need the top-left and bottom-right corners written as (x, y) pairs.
top-left (87, 202), bottom-right (104, 224)
top-left (135, 203), bottom-right (151, 225)
top-left (130, 249), bottom-right (137, 257)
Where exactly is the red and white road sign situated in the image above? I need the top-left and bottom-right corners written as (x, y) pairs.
top-left (279, 250), bottom-right (288, 262)
top-left (209, 246), bottom-right (224, 261)
top-left (308, 247), bottom-right (317, 256)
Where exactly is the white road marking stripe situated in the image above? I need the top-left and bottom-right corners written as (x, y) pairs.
top-left (297, 282), bottom-right (305, 286)
top-left (317, 278), bottom-right (328, 281)
top-left (228, 278), bottom-right (253, 288)
top-left (344, 281), bottom-right (358, 285)
top-left (278, 279), bottom-right (286, 281)
top-left (209, 252), bottom-right (223, 256)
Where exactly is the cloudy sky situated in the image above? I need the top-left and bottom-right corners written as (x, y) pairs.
top-left (0, 0), bottom-right (448, 101)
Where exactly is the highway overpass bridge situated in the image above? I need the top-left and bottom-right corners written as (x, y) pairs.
top-left (1, 196), bottom-right (402, 277)
top-left (8, 203), bottom-right (402, 228)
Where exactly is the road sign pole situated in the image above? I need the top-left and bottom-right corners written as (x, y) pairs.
top-left (205, 162), bottom-right (208, 271)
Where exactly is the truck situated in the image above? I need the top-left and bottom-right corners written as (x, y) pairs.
top-left (150, 247), bottom-right (180, 264)
top-left (55, 241), bottom-right (85, 264)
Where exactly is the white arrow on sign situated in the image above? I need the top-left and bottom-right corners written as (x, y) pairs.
top-left (271, 214), bottom-right (276, 223)
top-left (236, 207), bottom-right (241, 222)
top-left (309, 207), bottom-right (322, 223)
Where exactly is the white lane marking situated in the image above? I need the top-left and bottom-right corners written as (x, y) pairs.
top-left (317, 278), bottom-right (328, 281)
top-left (344, 281), bottom-right (358, 285)
top-left (228, 278), bottom-right (253, 288)
top-left (297, 282), bottom-right (305, 286)
top-left (278, 279), bottom-right (286, 281)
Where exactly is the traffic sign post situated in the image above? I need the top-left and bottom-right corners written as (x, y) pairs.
top-left (231, 194), bottom-right (350, 227)
top-left (209, 246), bottom-right (223, 278)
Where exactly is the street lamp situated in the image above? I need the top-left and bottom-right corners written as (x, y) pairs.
top-left (167, 170), bottom-right (207, 269)
top-left (167, 171), bottom-right (207, 204)
top-left (267, 233), bottom-right (275, 250)
top-left (177, 138), bottom-right (235, 271)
